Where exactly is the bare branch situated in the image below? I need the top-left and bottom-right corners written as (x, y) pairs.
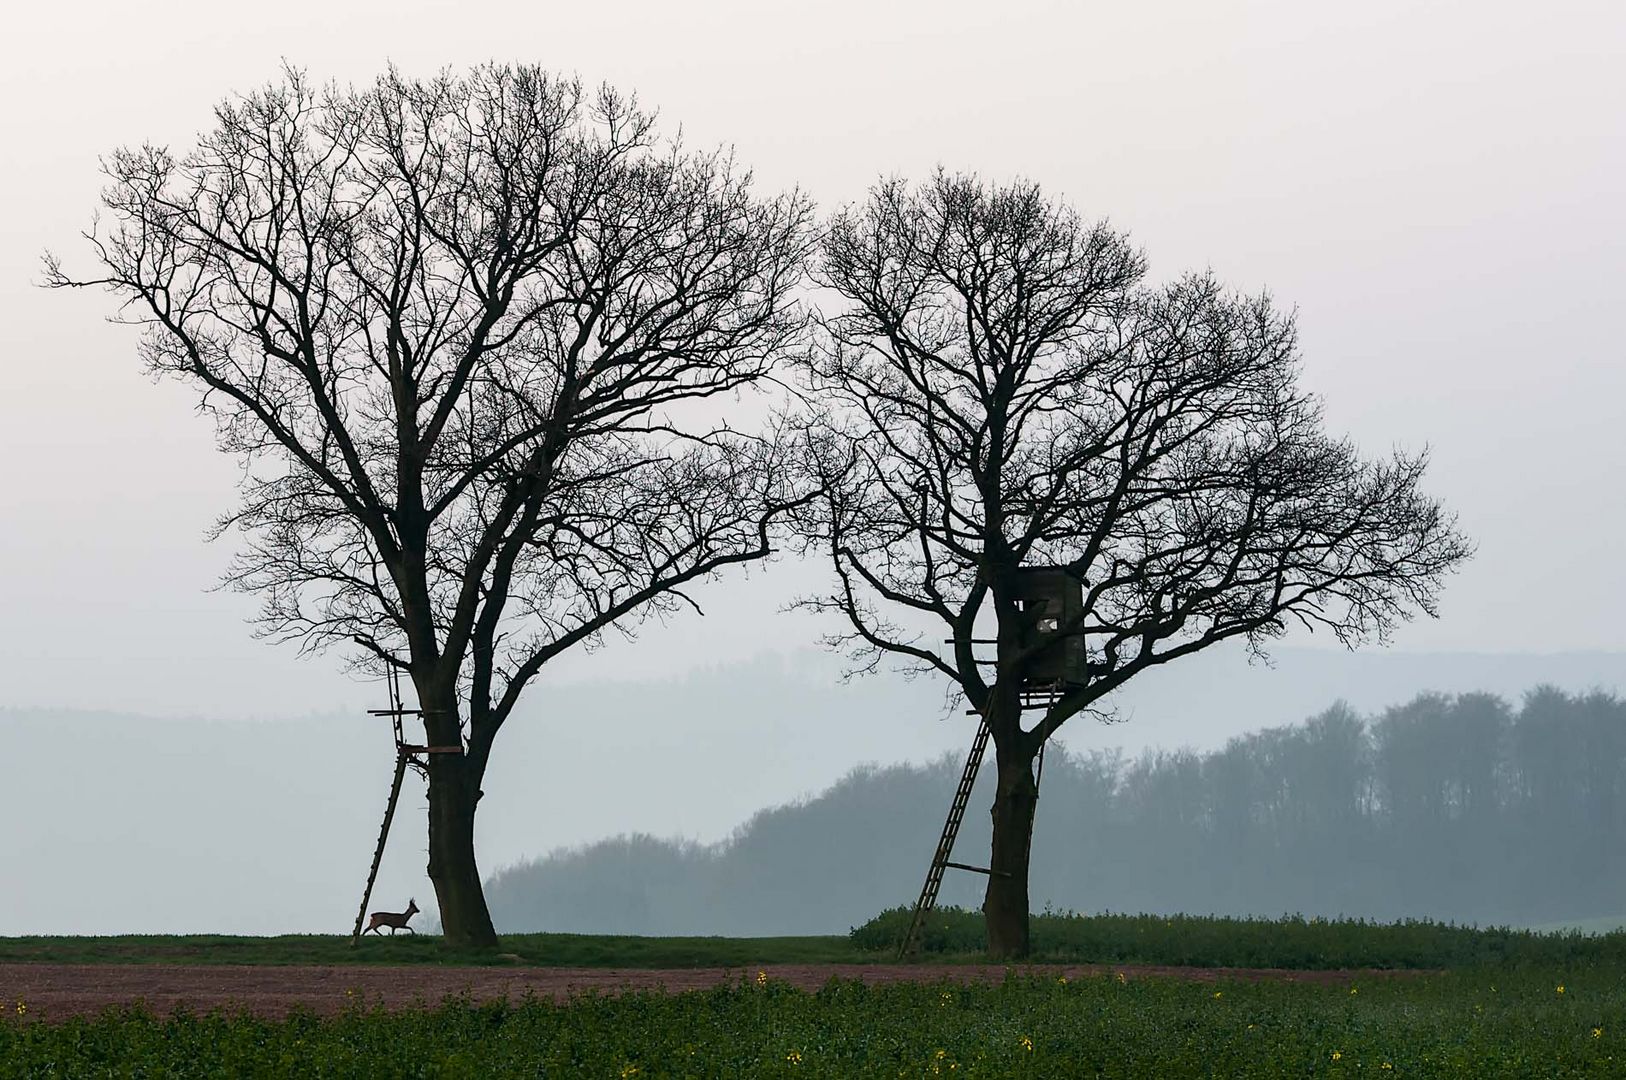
top-left (794, 171), bottom-right (1471, 758)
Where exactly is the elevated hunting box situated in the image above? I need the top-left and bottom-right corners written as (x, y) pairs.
top-left (1013, 566), bottom-right (1086, 688)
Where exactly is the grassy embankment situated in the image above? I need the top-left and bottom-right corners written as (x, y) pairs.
top-left (854, 907), bottom-right (1626, 970)
top-left (0, 933), bottom-right (859, 969)
top-left (7, 909), bottom-right (1626, 970)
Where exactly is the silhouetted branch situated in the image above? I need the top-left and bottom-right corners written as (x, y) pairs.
top-left (47, 63), bottom-right (816, 756)
top-left (795, 171), bottom-right (1471, 757)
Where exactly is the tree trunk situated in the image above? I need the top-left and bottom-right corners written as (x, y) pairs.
top-left (984, 746), bottom-right (1039, 959)
top-left (425, 757), bottom-right (499, 949)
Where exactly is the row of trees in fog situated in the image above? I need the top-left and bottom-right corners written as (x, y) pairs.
top-left (55, 63), bottom-right (1467, 952)
top-left (1090, 685), bottom-right (1626, 923)
top-left (486, 687), bottom-right (1626, 935)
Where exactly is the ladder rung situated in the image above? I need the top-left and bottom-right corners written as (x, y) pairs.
top-left (941, 860), bottom-right (1011, 879)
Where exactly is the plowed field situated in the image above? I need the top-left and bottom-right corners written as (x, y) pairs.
top-left (2, 961), bottom-right (1407, 1022)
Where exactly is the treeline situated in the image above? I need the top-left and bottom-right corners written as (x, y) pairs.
top-left (485, 686), bottom-right (1626, 935)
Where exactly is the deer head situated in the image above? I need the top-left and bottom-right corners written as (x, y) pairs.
top-left (407, 898), bottom-right (419, 917)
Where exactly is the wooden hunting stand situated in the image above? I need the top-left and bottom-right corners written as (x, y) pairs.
top-left (896, 567), bottom-right (1084, 959)
top-left (349, 661), bottom-right (464, 945)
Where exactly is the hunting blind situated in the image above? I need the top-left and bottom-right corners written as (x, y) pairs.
top-left (1013, 566), bottom-right (1086, 688)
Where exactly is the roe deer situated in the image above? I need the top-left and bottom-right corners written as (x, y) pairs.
top-left (364, 898), bottom-right (420, 935)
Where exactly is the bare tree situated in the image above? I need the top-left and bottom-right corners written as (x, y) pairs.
top-left (794, 172), bottom-right (1471, 958)
top-left (47, 65), bottom-right (814, 946)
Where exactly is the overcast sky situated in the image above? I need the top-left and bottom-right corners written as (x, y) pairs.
top-left (1, 1), bottom-right (1622, 713)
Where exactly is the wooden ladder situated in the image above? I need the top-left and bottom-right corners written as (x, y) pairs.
top-left (897, 723), bottom-right (1048, 959)
top-left (349, 661), bottom-right (466, 943)
top-left (897, 722), bottom-right (991, 959)
top-left (351, 753), bottom-right (408, 943)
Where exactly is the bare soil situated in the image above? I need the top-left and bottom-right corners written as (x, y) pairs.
top-left (1, 961), bottom-right (1420, 1023)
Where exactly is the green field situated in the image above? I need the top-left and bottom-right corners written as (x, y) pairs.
top-left (9, 909), bottom-right (1626, 971)
top-left (854, 908), bottom-right (1626, 970)
top-left (4, 967), bottom-right (1623, 1078)
top-left (0, 932), bottom-right (863, 969)
top-left (9, 914), bottom-right (1626, 1076)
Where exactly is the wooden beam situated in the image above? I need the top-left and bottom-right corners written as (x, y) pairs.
top-left (941, 860), bottom-right (1012, 879)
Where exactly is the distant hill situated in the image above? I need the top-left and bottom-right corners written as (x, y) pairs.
top-left (485, 757), bottom-right (985, 936)
top-left (4, 646), bottom-right (1625, 935)
top-left (486, 685), bottom-right (1626, 936)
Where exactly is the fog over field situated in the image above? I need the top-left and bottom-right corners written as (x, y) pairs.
top-left (0, 1), bottom-right (1622, 941)
top-left (4, 646), bottom-right (1623, 935)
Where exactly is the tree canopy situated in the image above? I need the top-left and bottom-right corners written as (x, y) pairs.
top-left (49, 64), bottom-right (814, 943)
top-left (799, 171), bottom-right (1469, 743)
top-left (793, 171), bottom-right (1471, 956)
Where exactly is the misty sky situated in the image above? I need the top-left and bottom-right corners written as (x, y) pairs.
top-left (4, 1), bottom-right (1624, 719)
top-left (3, 2), bottom-right (1624, 717)
top-left (0, 0), bottom-right (1623, 934)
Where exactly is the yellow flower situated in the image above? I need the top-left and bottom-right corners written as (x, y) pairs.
top-left (620, 1067), bottom-right (640, 1079)
top-left (1381, 1064), bottom-right (1393, 1071)
top-left (1213, 991), bottom-right (1223, 999)
top-left (1350, 986), bottom-right (1358, 995)
top-left (1557, 985), bottom-right (1566, 995)
top-left (1057, 976), bottom-right (1068, 986)
top-left (1595, 1028), bottom-right (1605, 1039)
top-left (756, 970), bottom-right (768, 987)
top-left (1116, 971), bottom-right (1128, 984)
top-left (1332, 1051), bottom-right (1342, 1061)
top-left (1020, 1035), bottom-right (1034, 1052)
top-left (786, 1050), bottom-right (803, 1065)
top-left (14, 999), bottom-right (25, 1016)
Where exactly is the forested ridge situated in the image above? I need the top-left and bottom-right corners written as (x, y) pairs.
top-left (487, 686), bottom-right (1626, 935)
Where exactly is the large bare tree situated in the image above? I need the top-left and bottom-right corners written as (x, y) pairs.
top-left (795, 172), bottom-right (1471, 958)
top-left (48, 65), bottom-right (813, 946)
